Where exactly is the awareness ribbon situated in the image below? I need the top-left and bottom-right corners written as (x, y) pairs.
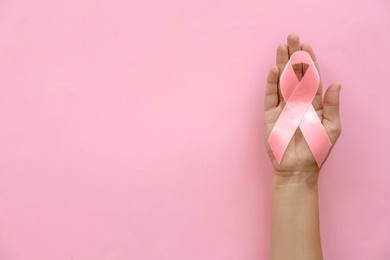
top-left (268, 50), bottom-right (332, 167)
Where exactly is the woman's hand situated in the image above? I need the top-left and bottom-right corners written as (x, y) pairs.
top-left (264, 33), bottom-right (342, 177)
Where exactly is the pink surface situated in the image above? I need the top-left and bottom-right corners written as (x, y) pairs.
top-left (0, 0), bottom-right (389, 259)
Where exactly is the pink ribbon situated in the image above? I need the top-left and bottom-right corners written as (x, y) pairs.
top-left (268, 50), bottom-right (332, 167)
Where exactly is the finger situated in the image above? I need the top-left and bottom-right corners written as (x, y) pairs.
top-left (301, 43), bottom-right (323, 111)
top-left (287, 33), bottom-right (303, 80)
top-left (264, 65), bottom-right (280, 110)
top-left (276, 43), bottom-right (288, 104)
top-left (323, 83), bottom-right (342, 144)
top-left (301, 43), bottom-right (319, 74)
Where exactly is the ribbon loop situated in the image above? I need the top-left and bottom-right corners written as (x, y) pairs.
top-left (268, 50), bottom-right (332, 167)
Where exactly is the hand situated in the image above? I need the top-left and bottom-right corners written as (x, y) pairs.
top-left (264, 33), bottom-right (342, 177)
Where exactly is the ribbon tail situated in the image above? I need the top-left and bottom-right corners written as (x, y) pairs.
top-left (299, 105), bottom-right (332, 167)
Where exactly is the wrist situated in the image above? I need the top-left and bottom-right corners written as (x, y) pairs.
top-left (273, 170), bottom-right (320, 187)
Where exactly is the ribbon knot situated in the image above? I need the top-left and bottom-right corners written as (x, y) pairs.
top-left (268, 50), bottom-right (332, 167)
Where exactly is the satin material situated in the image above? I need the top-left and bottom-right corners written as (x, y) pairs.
top-left (268, 50), bottom-right (332, 167)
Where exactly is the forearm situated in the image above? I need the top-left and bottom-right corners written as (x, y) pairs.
top-left (269, 171), bottom-right (323, 260)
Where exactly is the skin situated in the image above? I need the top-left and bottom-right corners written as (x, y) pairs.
top-left (264, 33), bottom-right (342, 260)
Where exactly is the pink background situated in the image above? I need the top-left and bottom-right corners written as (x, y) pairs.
top-left (1, 0), bottom-right (389, 259)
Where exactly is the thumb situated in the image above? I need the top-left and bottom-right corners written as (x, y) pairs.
top-left (323, 83), bottom-right (342, 143)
